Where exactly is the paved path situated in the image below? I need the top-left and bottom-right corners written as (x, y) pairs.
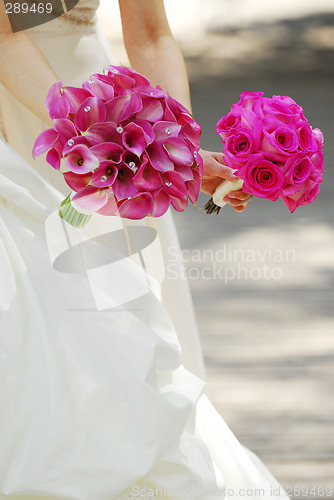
top-left (98, 3), bottom-right (334, 497)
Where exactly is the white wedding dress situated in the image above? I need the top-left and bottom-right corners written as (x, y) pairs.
top-left (0, 2), bottom-right (289, 499)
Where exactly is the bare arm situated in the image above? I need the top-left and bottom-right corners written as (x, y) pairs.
top-left (118, 0), bottom-right (191, 112)
top-left (0, 2), bottom-right (57, 125)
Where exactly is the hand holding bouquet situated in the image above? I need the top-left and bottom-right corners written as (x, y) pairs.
top-left (33, 65), bottom-right (203, 227)
top-left (205, 92), bottom-right (324, 214)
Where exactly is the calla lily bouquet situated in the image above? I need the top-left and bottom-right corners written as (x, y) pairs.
top-left (205, 92), bottom-right (324, 214)
top-left (33, 65), bottom-right (203, 227)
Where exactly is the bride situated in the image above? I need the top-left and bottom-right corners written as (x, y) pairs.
top-left (0, 1), bottom-right (287, 499)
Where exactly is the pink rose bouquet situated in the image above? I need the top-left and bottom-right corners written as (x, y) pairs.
top-left (33, 65), bottom-right (203, 227)
top-left (205, 91), bottom-right (324, 214)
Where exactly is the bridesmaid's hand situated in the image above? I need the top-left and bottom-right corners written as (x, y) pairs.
top-left (199, 149), bottom-right (253, 212)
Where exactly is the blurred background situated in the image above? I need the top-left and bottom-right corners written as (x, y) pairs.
top-left (98, 1), bottom-right (334, 497)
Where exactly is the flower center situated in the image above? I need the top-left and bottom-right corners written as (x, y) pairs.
top-left (77, 158), bottom-right (84, 166)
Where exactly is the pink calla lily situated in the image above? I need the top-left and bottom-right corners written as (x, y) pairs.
top-left (105, 93), bottom-right (143, 123)
top-left (72, 185), bottom-right (108, 212)
top-left (90, 142), bottom-right (123, 162)
top-left (85, 122), bottom-right (123, 146)
top-left (90, 161), bottom-right (118, 187)
top-left (82, 78), bottom-right (115, 101)
top-left (161, 170), bottom-right (188, 199)
top-left (132, 119), bottom-right (155, 145)
top-left (112, 165), bottom-right (138, 199)
top-left (53, 118), bottom-right (78, 144)
top-left (169, 195), bottom-right (188, 212)
top-left (133, 158), bottom-right (162, 190)
top-left (123, 122), bottom-right (148, 157)
top-left (136, 97), bottom-right (164, 122)
top-left (96, 190), bottom-right (119, 216)
top-left (62, 87), bottom-right (92, 113)
top-left (147, 141), bottom-right (174, 172)
top-left (32, 128), bottom-right (59, 157)
top-left (174, 165), bottom-right (194, 181)
top-left (153, 121), bottom-right (181, 142)
top-left (62, 136), bottom-right (91, 156)
top-left (49, 95), bottom-right (70, 120)
top-left (163, 137), bottom-right (194, 167)
top-left (118, 192), bottom-right (153, 219)
top-left (45, 80), bottom-right (63, 111)
top-left (186, 169), bottom-right (201, 204)
top-left (63, 171), bottom-right (92, 191)
top-left (65, 145), bottom-right (99, 174)
top-left (150, 188), bottom-right (170, 217)
top-left (46, 148), bottom-right (61, 170)
top-left (75, 97), bottom-right (107, 132)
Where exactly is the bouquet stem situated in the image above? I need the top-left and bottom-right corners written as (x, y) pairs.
top-left (205, 178), bottom-right (244, 215)
top-left (59, 194), bottom-right (92, 228)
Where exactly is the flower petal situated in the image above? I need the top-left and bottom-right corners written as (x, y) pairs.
top-left (153, 121), bottom-right (181, 142)
top-left (46, 148), bottom-right (61, 170)
top-left (136, 97), bottom-right (164, 122)
top-left (169, 195), bottom-right (188, 212)
top-left (163, 137), bottom-right (194, 167)
top-left (82, 78), bottom-right (115, 101)
top-left (85, 122), bottom-right (123, 146)
top-left (123, 122), bottom-right (148, 157)
top-left (75, 97), bottom-right (106, 132)
top-left (72, 186), bottom-right (108, 212)
top-left (62, 135), bottom-right (91, 156)
top-left (161, 170), bottom-right (188, 199)
top-left (62, 87), bottom-right (92, 113)
top-left (53, 118), bottom-right (78, 144)
top-left (90, 161), bottom-right (118, 187)
top-left (63, 171), bottom-right (92, 191)
top-left (90, 142), bottom-right (123, 162)
top-left (32, 128), bottom-right (59, 157)
top-left (45, 81), bottom-right (63, 111)
top-left (151, 188), bottom-right (170, 217)
top-left (49, 95), bottom-right (70, 120)
top-left (105, 93), bottom-right (143, 123)
top-left (132, 119), bottom-right (155, 144)
top-left (118, 193), bottom-right (153, 219)
top-left (112, 165), bottom-right (138, 199)
top-left (186, 169), bottom-right (201, 204)
top-left (97, 191), bottom-right (119, 216)
top-left (65, 145), bottom-right (99, 174)
top-left (147, 141), bottom-right (174, 172)
top-left (133, 158), bottom-right (162, 190)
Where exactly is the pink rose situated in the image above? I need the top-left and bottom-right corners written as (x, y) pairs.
top-left (237, 154), bottom-right (284, 201)
top-left (282, 153), bottom-right (312, 196)
top-left (297, 123), bottom-right (317, 152)
top-left (224, 128), bottom-right (256, 166)
top-left (261, 121), bottom-right (299, 161)
top-left (272, 95), bottom-right (304, 117)
top-left (237, 91), bottom-right (264, 111)
top-left (312, 128), bottom-right (324, 148)
top-left (281, 180), bottom-right (320, 212)
top-left (260, 97), bottom-right (301, 124)
top-left (310, 150), bottom-right (324, 183)
top-left (216, 112), bottom-right (241, 139)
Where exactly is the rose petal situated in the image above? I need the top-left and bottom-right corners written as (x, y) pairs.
top-left (118, 192), bottom-right (153, 219)
top-left (32, 128), bottom-right (59, 157)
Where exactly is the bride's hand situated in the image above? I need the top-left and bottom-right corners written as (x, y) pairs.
top-left (199, 149), bottom-right (253, 212)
